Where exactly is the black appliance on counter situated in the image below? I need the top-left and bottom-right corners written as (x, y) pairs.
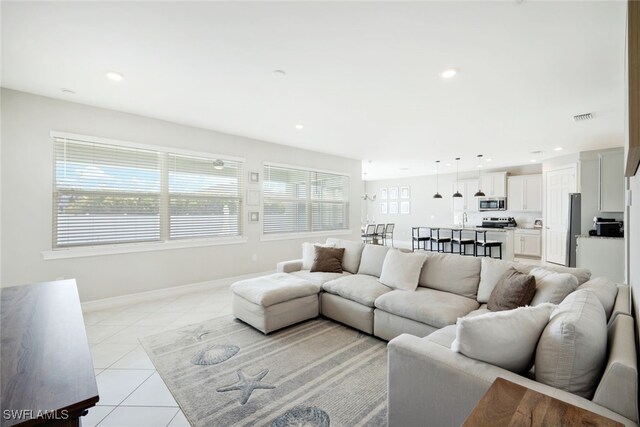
top-left (590, 217), bottom-right (624, 237)
top-left (480, 217), bottom-right (517, 228)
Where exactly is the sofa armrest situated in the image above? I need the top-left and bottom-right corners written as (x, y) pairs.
top-left (610, 284), bottom-right (631, 324)
top-left (387, 334), bottom-right (636, 427)
top-left (276, 259), bottom-right (303, 273)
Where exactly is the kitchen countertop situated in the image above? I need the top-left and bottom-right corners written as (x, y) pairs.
top-left (576, 235), bottom-right (624, 240)
top-left (420, 225), bottom-right (510, 233)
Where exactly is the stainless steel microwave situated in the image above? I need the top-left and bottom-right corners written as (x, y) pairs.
top-left (478, 197), bottom-right (507, 211)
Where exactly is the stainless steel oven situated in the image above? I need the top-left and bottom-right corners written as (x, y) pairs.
top-left (478, 197), bottom-right (507, 211)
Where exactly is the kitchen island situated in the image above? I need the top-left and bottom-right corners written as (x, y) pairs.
top-left (414, 225), bottom-right (515, 261)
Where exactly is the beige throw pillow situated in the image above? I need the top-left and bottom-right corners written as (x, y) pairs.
top-left (535, 290), bottom-right (607, 399)
top-left (529, 268), bottom-right (579, 305)
top-left (379, 249), bottom-right (427, 291)
top-left (577, 277), bottom-right (618, 320)
top-left (452, 303), bottom-right (555, 373)
top-left (487, 268), bottom-right (536, 311)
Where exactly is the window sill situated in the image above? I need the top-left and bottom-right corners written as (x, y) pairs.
top-left (260, 230), bottom-right (353, 242)
top-left (41, 236), bottom-right (249, 260)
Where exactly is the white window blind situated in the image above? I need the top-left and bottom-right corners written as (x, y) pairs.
top-left (53, 135), bottom-right (243, 248)
top-left (263, 164), bottom-right (349, 234)
top-left (168, 154), bottom-right (243, 239)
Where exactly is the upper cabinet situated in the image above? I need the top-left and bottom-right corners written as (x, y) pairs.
top-left (480, 172), bottom-right (507, 197)
top-left (508, 175), bottom-right (542, 212)
top-left (599, 150), bottom-right (624, 212)
top-left (452, 179), bottom-right (479, 212)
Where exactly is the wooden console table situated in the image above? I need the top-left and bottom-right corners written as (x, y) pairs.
top-left (1, 280), bottom-right (99, 426)
top-left (463, 377), bottom-right (623, 427)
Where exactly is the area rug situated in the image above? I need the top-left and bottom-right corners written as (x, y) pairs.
top-left (141, 316), bottom-right (388, 427)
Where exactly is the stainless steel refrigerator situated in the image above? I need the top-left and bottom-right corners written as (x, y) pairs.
top-left (565, 193), bottom-right (581, 267)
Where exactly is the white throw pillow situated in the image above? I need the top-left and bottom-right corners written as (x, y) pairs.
top-left (451, 303), bottom-right (555, 373)
top-left (357, 244), bottom-right (390, 277)
top-left (379, 249), bottom-right (427, 291)
top-left (301, 242), bottom-right (334, 270)
top-left (529, 268), bottom-right (579, 305)
top-left (535, 290), bottom-right (607, 399)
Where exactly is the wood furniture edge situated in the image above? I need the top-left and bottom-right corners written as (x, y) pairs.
top-left (626, 0), bottom-right (640, 177)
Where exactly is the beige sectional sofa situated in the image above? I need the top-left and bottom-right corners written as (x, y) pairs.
top-left (240, 238), bottom-right (637, 426)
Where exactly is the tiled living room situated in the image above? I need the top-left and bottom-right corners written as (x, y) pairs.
top-left (1, 1), bottom-right (640, 427)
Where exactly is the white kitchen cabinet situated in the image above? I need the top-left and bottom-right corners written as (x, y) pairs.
top-left (452, 179), bottom-right (479, 212)
top-left (599, 150), bottom-right (624, 212)
top-left (507, 175), bottom-right (542, 212)
top-left (480, 172), bottom-right (507, 197)
top-left (514, 229), bottom-right (541, 257)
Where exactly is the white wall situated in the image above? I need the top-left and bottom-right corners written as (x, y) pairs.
top-left (363, 164), bottom-right (542, 247)
top-left (0, 89), bottom-right (362, 301)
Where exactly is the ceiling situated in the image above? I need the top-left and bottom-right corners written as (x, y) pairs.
top-left (1, 1), bottom-right (628, 180)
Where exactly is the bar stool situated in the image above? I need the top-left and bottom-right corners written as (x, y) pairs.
top-left (474, 230), bottom-right (503, 259)
top-left (450, 229), bottom-right (475, 256)
top-left (411, 227), bottom-right (430, 251)
top-left (361, 224), bottom-right (376, 244)
top-left (383, 223), bottom-right (395, 247)
top-left (429, 228), bottom-right (451, 253)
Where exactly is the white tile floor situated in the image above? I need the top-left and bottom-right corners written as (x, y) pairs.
top-left (82, 283), bottom-right (234, 427)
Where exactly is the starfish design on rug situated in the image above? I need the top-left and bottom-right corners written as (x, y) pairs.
top-left (179, 324), bottom-right (213, 341)
top-left (216, 369), bottom-right (276, 405)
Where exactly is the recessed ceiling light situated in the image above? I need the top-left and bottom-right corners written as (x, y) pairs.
top-left (554, 147), bottom-right (563, 151)
top-left (477, 164), bottom-right (483, 168)
top-left (295, 124), bottom-right (304, 130)
top-left (530, 159), bottom-right (537, 163)
top-left (445, 163), bottom-right (452, 167)
top-left (399, 167), bottom-right (410, 171)
top-left (105, 71), bottom-right (124, 81)
top-left (61, 88), bottom-right (75, 94)
top-left (272, 70), bottom-right (286, 77)
top-left (485, 158), bottom-right (492, 162)
top-left (441, 68), bottom-right (458, 79)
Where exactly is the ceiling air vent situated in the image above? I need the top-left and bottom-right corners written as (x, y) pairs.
top-left (573, 113), bottom-right (594, 122)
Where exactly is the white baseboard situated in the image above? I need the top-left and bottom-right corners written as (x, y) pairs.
top-left (81, 270), bottom-right (274, 313)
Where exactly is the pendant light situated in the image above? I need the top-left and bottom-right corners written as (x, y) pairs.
top-left (433, 160), bottom-right (443, 199)
top-left (473, 154), bottom-right (486, 197)
top-left (452, 157), bottom-right (463, 198)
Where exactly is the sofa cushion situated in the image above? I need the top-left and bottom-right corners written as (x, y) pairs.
top-left (577, 277), bottom-right (618, 320)
top-left (535, 290), bottom-right (607, 399)
top-left (310, 246), bottom-right (344, 273)
top-left (380, 249), bottom-right (427, 291)
top-left (487, 268), bottom-right (536, 311)
top-left (529, 268), bottom-right (579, 305)
top-left (325, 238), bottom-right (365, 274)
top-left (533, 264), bottom-right (591, 285)
top-left (375, 288), bottom-right (479, 329)
top-left (418, 252), bottom-right (480, 298)
top-left (357, 244), bottom-right (390, 277)
top-left (425, 324), bottom-right (457, 348)
top-left (322, 274), bottom-right (393, 307)
top-left (302, 242), bottom-right (334, 270)
top-left (463, 304), bottom-right (491, 319)
top-left (477, 258), bottom-right (530, 303)
top-left (230, 273), bottom-right (319, 307)
top-left (290, 270), bottom-right (351, 286)
top-left (452, 304), bottom-right (555, 373)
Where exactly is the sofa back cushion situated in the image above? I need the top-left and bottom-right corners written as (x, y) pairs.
top-left (357, 244), bottom-right (390, 277)
top-left (535, 290), bottom-right (607, 399)
top-left (529, 268), bottom-right (579, 305)
top-left (533, 264), bottom-right (591, 285)
top-left (418, 252), bottom-right (480, 298)
top-left (325, 238), bottom-right (365, 274)
top-left (577, 277), bottom-right (619, 320)
top-left (380, 249), bottom-right (427, 291)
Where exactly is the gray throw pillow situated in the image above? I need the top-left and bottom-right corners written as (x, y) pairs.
top-left (310, 246), bottom-right (345, 273)
top-left (487, 268), bottom-right (536, 311)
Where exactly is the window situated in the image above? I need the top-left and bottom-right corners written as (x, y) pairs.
top-left (53, 134), bottom-right (243, 248)
top-left (263, 164), bottom-right (349, 234)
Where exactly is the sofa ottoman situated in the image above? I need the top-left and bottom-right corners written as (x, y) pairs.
top-left (231, 273), bottom-right (320, 334)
